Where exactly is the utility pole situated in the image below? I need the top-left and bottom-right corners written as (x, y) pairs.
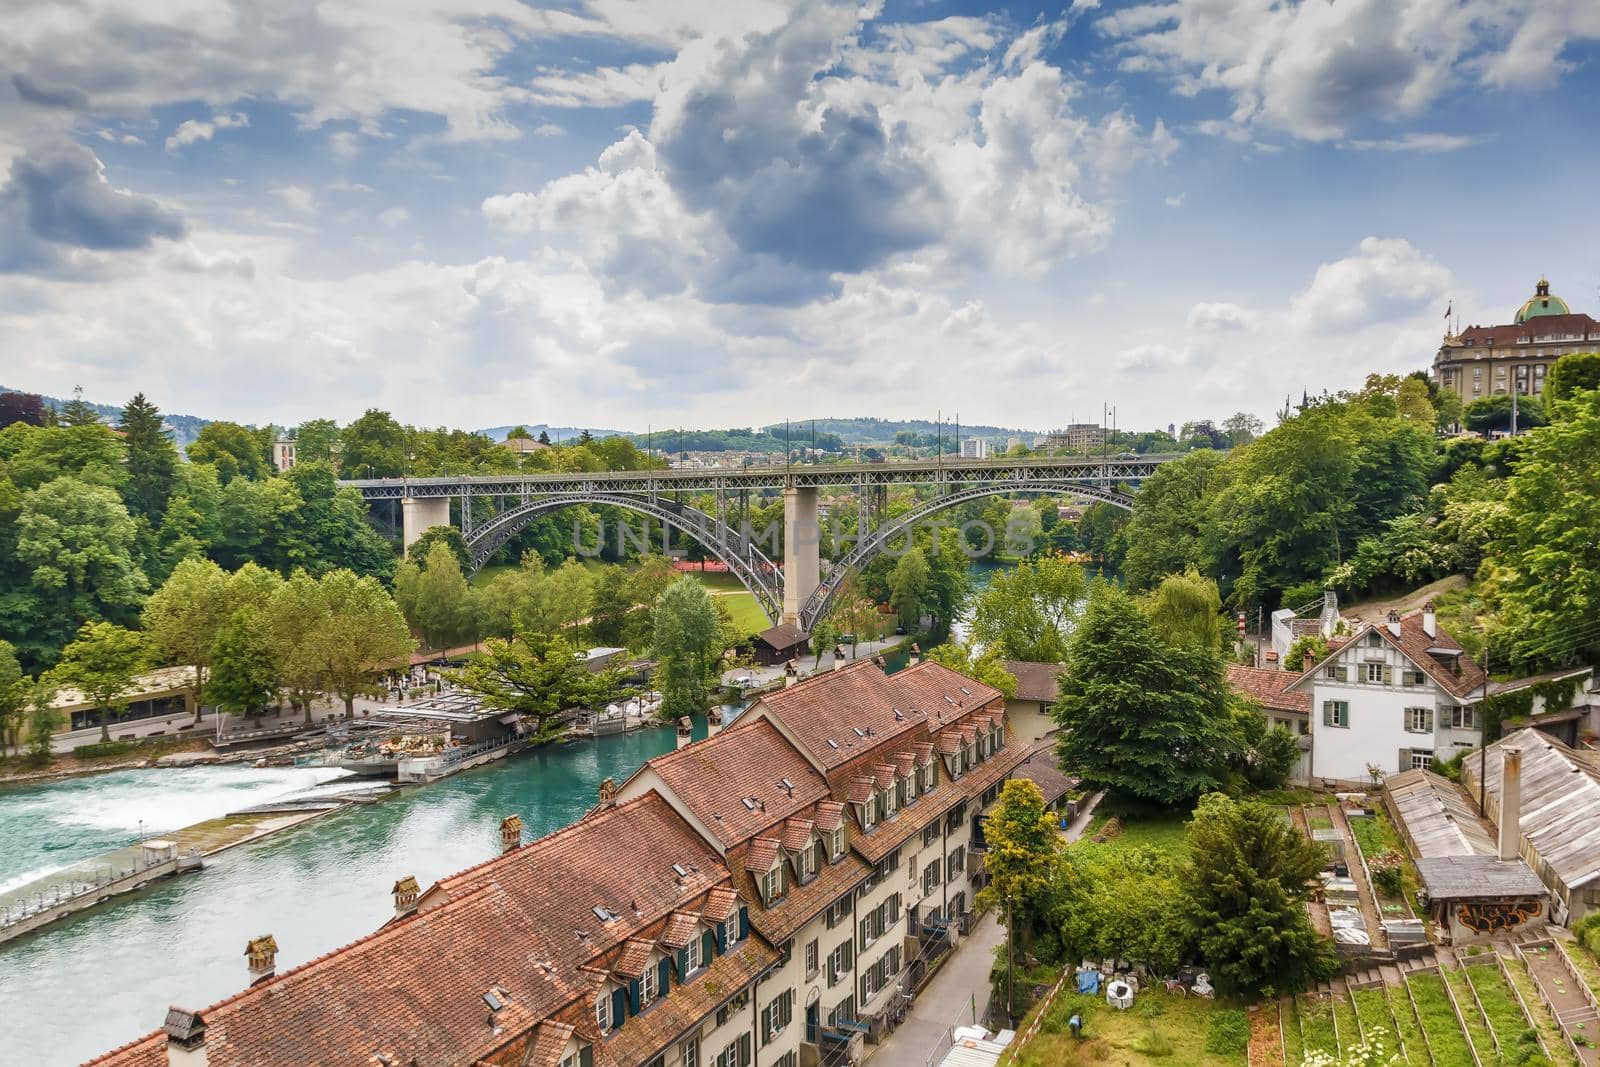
top-left (936, 409), bottom-right (942, 467)
top-left (1510, 387), bottom-right (1519, 436)
top-left (1006, 894), bottom-right (1015, 1026)
top-left (1479, 633), bottom-right (1490, 814)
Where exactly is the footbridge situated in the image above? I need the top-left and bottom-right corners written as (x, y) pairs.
top-left (343, 455), bottom-right (1175, 632)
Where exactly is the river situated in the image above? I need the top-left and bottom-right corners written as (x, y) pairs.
top-left (0, 728), bottom-right (692, 1067)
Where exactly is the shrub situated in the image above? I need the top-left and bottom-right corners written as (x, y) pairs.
top-left (1204, 1009), bottom-right (1249, 1055)
top-left (1370, 850), bottom-right (1406, 895)
top-left (1133, 1027), bottom-right (1174, 1057)
top-left (1576, 912), bottom-right (1600, 959)
top-left (70, 739), bottom-right (140, 760)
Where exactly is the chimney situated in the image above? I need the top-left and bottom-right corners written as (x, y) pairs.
top-left (1386, 609), bottom-right (1402, 638)
top-left (784, 661), bottom-right (799, 688)
top-left (245, 934), bottom-right (277, 985)
top-left (1499, 747), bottom-right (1522, 862)
top-left (598, 777), bottom-right (618, 805)
top-left (163, 1008), bottom-right (207, 1067)
top-left (910, 642), bottom-right (922, 664)
top-left (392, 875), bottom-right (420, 918)
top-left (708, 706), bottom-right (725, 737)
top-left (676, 716), bottom-right (693, 750)
top-left (499, 814), bottom-right (524, 853)
top-left (833, 647), bottom-right (846, 671)
top-left (1422, 600), bottom-right (1437, 640)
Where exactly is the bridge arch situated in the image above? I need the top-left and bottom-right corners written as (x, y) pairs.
top-left (465, 493), bottom-right (783, 624)
top-left (800, 481), bottom-right (1133, 630)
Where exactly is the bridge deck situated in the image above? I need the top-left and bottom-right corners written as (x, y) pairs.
top-left (341, 454), bottom-right (1175, 498)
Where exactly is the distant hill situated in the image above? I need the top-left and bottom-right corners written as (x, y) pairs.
top-left (759, 417), bottom-right (1039, 444)
top-left (479, 424), bottom-right (632, 443)
top-left (1, 385), bottom-right (213, 447)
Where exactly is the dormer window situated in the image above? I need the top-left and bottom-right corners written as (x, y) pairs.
top-left (861, 800), bottom-right (877, 832)
top-left (881, 787), bottom-right (896, 819)
top-left (762, 861), bottom-right (787, 903)
top-left (829, 827), bottom-right (844, 861)
top-left (639, 962), bottom-right (659, 1009)
top-left (924, 762), bottom-right (936, 793)
top-left (596, 990), bottom-right (612, 1034)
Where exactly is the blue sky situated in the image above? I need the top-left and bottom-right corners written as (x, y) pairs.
top-left (2, 0), bottom-right (1598, 433)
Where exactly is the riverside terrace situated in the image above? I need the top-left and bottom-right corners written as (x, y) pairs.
top-left (89, 660), bottom-right (1039, 1067)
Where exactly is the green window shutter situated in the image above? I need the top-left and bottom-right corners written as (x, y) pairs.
top-left (1383, 664), bottom-right (1393, 684)
top-left (1336, 666), bottom-right (1348, 682)
top-left (676, 948), bottom-right (688, 978)
top-left (657, 959), bottom-right (670, 996)
top-left (627, 978), bottom-right (641, 1015)
top-left (580, 1047), bottom-right (593, 1067)
top-left (716, 921), bottom-right (728, 952)
top-left (1398, 748), bottom-right (1410, 771)
top-left (738, 907), bottom-right (749, 941)
top-left (701, 929), bottom-right (715, 963)
top-left (612, 987), bottom-right (627, 1029)
top-left (739, 1033), bottom-right (752, 1067)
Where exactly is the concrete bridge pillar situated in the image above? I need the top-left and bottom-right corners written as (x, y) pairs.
top-left (781, 485), bottom-right (820, 628)
top-left (401, 497), bottom-right (452, 554)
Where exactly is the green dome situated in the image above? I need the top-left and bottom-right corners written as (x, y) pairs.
top-left (1514, 278), bottom-right (1571, 322)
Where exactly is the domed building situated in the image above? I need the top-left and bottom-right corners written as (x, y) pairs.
top-left (1433, 279), bottom-right (1600, 402)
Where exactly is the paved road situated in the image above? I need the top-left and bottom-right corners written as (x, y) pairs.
top-left (867, 793), bottom-right (1103, 1067)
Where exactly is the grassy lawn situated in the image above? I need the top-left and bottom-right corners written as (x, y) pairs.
top-left (1282, 997), bottom-right (1305, 1064)
top-left (714, 590), bottom-right (771, 636)
top-left (1079, 810), bottom-right (1192, 855)
top-left (1440, 964), bottom-right (1498, 1062)
top-left (1503, 956), bottom-right (1579, 1064)
top-left (683, 569), bottom-right (749, 592)
top-left (1330, 991), bottom-right (1360, 1050)
top-left (470, 562), bottom-right (518, 588)
top-left (1350, 988), bottom-right (1404, 1063)
top-left (1011, 988), bottom-right (1248, 1066)
top-left (1299, 995), bottom-right (1337, 1058)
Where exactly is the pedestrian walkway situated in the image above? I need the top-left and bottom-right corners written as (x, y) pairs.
top-left (867, 792), bottom-right (1103, 1067)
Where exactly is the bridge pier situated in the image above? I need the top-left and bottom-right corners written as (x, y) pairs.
top-left (401, 497), bottom-right (451, 554)
top-left (781, 486), bottom-right (820, 628)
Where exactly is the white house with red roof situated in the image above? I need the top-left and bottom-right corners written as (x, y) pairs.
top-left (1286, 603), bottom-right (1487, 783)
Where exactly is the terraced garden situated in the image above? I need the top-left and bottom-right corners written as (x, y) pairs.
top-left (1386, 985), bottom-right (1432, 1066)
top-left (1462, 956), bottom-right (1555, 1064)
top-left (1409, 971), bottom-right (1477, 1065)
top-left (1298, 994), bottom-right (1339, 1059)
top-left (1352, 986), bottom-right (1413, 1065)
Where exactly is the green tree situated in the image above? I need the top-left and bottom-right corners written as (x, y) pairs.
top-left (976, 779), bottom-right (1059, 937)
top-left (17, 476), bottom-right (149, 658)
top-left (1076, 501), bottom-right (1128, 566)
top-left (0, 639), bottom-right (26, 754)
top-left (156, 462), bottom-right (223, 569)
top-left (59, 386), bottom-right (102, 427)
top-left (925, 646), bottom-right (1022, 699)
top-left (588, 566), bottom-right (635, 647)
top-left (314, 569), bottom-right (415, 717)
top-left (293, 418), bottom-right (341, 463)
top-left (408, 525), bottom-right (471, 571)
top-left (271, 464), bottom-right (394, 580)
top-left (261, 570), bottom-right (328, 723)
top-left (1492, 387), bottom-right (1600, 669)
top-left (1049, 843), bottom-right (1188, 974)
top-left (1055, 583), bottom-right (1237, 806)
top-left (1180, 793), bottom-right (1337, 996)
top-left (189, 421), bottom-right (269, 483)
top-left (1144, 567), bottom-right (1224, 652)
top-left (1463, 394), bottom-right (1546, 434)
top-left (395, 542), bottom-right (477, 651)
top-left (1546, 352), bottom-right (1600, 406)
top-left (1120, 450), bottom-right (1229, 591)
top-left (7, 423), bottom-right (127, 491)
top-left (207, 608), bottom-right (278, 715)
top-left (452, 632), bottom-right (622, 742)
top-left (51, 621), bottom-right (146, 742)
top-left (24, 680), bottom-right (59, 762)
top-left (118, 393), bottom-right (178, 523)
top-left (888, 547), bottom-right (930, 629)
top-left (968, 555), bottom-right (1086, 663)
top-left (652, 576), bottom-right (721, 717)
top-left (338, 408), bottom-right (407, 477)
top-left (141, 557), bottom-right (234, 721)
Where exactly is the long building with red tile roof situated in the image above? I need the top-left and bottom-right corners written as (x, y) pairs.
top-left (89, 657), bottom-right (1044, 1067)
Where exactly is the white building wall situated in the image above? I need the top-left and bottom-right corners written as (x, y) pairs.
top-left (1309, 635), bottom-right (1476, 782)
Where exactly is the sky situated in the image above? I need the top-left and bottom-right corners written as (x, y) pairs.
top-left (2, 0), bottom-right (1599, 435)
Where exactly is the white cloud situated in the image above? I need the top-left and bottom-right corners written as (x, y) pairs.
top-left (1186, 302), bottom-right (1258, 332)
top-left (532, 123), bottom-right (565, 137)
top-left (377, 206), bottom-right (410, 228)
top-left (1289, 236), bottom-right (1451, 332)
top-left (271, 185), bottom-right (316, 214)
top-left (1346, 132), bottom-right (1484, 152)
top-left (1097, 0), bottom-right (1600, 142)
top-left (1114, 342), bottom-right (1190, 373)
top-left (165, 112), bottom-right (249, 152)
top-left (1164, 192), bottom-right (1185, 207)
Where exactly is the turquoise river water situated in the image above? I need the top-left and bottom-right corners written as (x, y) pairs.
top-left (0, 727), bottom-right (693, 1066)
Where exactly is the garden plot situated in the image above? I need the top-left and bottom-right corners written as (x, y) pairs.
top-left (1352, 986), bottom-right (1416, 1065)
top-left (1442, 963), bottom-right (1500, 1063)
top-left (1331, 989), bottom-right (1361, 1049)
top-left (1504, 952), bottom-right (1583, 1066)
top-left (1298, 995), bottom-right (1339, 1060)
top-left (1461, 955), bottom-right (1558, 1065)
top-left (1408, 971), bottom-right (1477, 1066)
top-left (1283, 997), bottom-right (1306, 1065)
top-left (1385, 985), bottom-right (1433, 1067)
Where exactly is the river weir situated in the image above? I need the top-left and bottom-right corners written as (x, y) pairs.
top-left (0, 726), bottom-right (694, 1067)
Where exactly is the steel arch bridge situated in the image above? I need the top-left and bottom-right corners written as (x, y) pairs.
top-left (343, 455), bottom-right (1171, 633)
top-left (798, 480), bottom-right (1131, 630)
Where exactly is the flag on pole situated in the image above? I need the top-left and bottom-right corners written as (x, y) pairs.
top-left (1444, 301), bottom-right (1452, 320)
